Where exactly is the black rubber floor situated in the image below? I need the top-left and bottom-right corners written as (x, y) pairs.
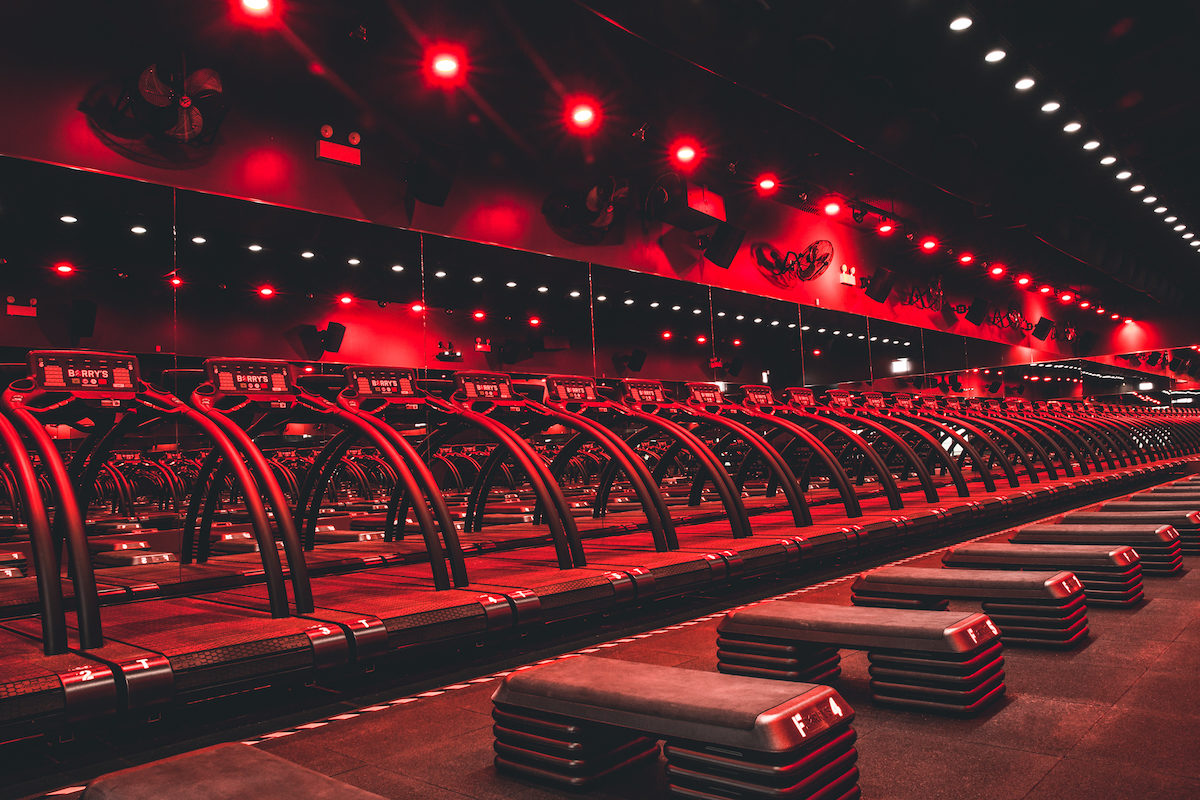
top-left (206, 544), bottom-right (1200, 798)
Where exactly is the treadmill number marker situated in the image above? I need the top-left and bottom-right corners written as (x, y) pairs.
top-left (134, 659), bottom-right (151, 670)
top-left (985, 620), bottom-right (999, 636)
top-left (828, 698), bottom-right (844, 717)
top-left (967, 628), bottom-right (978, 644)
top-left (77, 668), bottom-right (95, 682)
top-left (791, 712), bottom-right (808, 737)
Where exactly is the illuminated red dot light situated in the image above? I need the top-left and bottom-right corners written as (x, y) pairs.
top-left (338, 294), bottom-right (353, 305)
top-left (410, 303), bottom-right (424, 313)
top-left (1016, 275), bottom-right (1031, 286)
top-left (425, 44), bottom-right (466, 86)
top-left (258, 285), bottom-right (275, 297)
top-left (565, 96), bottom-right (600, 134)
top-left (877, 223), bottom-right (894, 234)
top-left (811, 349), bottom-right (822, 356)
top-left (732, 338), bottom-right (743, 346)
top-left (1079, 300), bottom-right (1091, 309)
top-left (958, 253), bottom-right (974, 264)
top-left (1110, 313), bottom-right (1120, 320)
top-left (661, 330), bottom-right (672, 340)
top-left (54, 262), bottom-right (74, 274)
top-left (1039, 285), bottom-right (1053, 294)
top-left (1059, 292), bottom-right (1074, 303)
top-left (823, 201), bottom-right (841, 216)
top-left (242, 0), bottom-right (272, 14)
top-left (473, 310), bottom-right (486, 320)
top-left (920, 237), bottom-right (938, 252)
top-left (989, 265), bottom-right (1005, 277)
top-left (756, 174), bottom-right (778, 193)
top-left (528, 316), bottom-right (542, 327)
top-left (696, 335), bottom-right (707, 344)
top-left (170, 276), bottom-right (183, 286)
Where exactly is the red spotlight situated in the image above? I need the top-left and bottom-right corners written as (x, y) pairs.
top-left (257, 285), bottom-right (275, 297)
top-left (732, 338), bottom-right (743, 347)
top-left (528, 316), bottom-right (542, 327)
top-left (1124, 317), bottom-right (1133, 324)
top-left (338, 294), bottom-right (353, 305)
top-left (410, 302), bottom-right (424, 313)
top-left (303, 365), bottom-right (314, 373)
top-left (671, 139), bottom-right (701, 169)
top-left (1110, 313), bottom-right (1120, 320)
top-left (1095, 306), bottom-right (1105, 314)
top-left (989, 265), bottom-right (1005, 278)
top-left (472, 310), bottom-right (486, 320)
top-left (424, 44), bottom-right (466, 87)
top-left (756, 174), bottom-right (778, 194)
top-left (811, 349), bottom-right (822, 357)
top-left (564, 96), bottom-right (600, 135)
top-left (170, 276), bottom-right (183, 287)
top-left (54, 262), bottom-right (74, 274)
top-left (919, 237), bottom-right (938, 252)
top-left (958, 253), bottom-right (975, 265)
top-left (240, 0), bottom-right (272, 15)
top-left (1039, 285), bottom-right (1053, 294)
top-left (1059, 292), bottom-right (1074, 303)
top-left (696, 335), bottom-right (707, 344)
top-left (1016, 275), bottom-right (1031, 287)
top-left (877, 222), bottom-right (894, 235)
top-left (661, 330), bottom-right (673, 340)
top-left (822, 200), bottom-right (841, 216)
top-left (1079, 300), bottom-right (1091, 309)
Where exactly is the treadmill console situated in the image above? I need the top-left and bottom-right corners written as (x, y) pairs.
top-left (206, 359), bottom-right (295, 396)
top-left (826, 389), bottom-right (854, 408)
top-left (943, 397), bottom-right (963, 412)
top-left (28, 350), bottom-right (138, 393)
top-left (456, 372), bottom-right (514, 400)
top-left (345, 366), bottom-right (418, 398)
top-left (892, 392), bottom-right (915, 410)
top-left (784, 387), bottom-right (816, 407)
top-left (686, 382), bottom-right (725, 405)
top-left (622, 379), bottom-right (668, 404)
top-left (861, 391), bottom-right (886, 409)
top-left (544, 375), bottom-right (598, 402)
top-left (985, 399), bottom-right (1002, 412)
top-left (742, 385), bottom-right (776, 406)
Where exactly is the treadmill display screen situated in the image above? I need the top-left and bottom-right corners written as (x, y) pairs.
top-left (786, 387), bottom-right (815, 406)
top-left (687, 383), bottom-right (724, 405)
top-left (943, 398), bottom-right (962, 411)
top-left (827, 390), bottom-right (853, 408)
top-left (743, 386), bottom-right (775, 405)
top-left (545, 376), bottom-right (597, 402)
top-left (31, 351), bottom-right (137, 391)
top-left (209, 361), bottom-right (294, 395)
top-left (624, 379), bottom-right (667, 403)
top-left (346, 367), bottom-right (417, 397)
top-left (893, 393), bottom-right (914, 409)
top-left (459, 374), bottom-right (512, 399)
top-left (862, 392), bottom-right (885, 409)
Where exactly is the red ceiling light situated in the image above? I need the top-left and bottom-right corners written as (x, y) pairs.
top-left (424, 44), bottom-right (466, 87)
top-left (1079, 300), bottom-right (1091, 309)
top-left (410, 302), bottom-right (424, 313)
top-left (661, 330), bottom-right (673, 340)
top-left (236, 0), bottom-right (277, 24)
top-left (1124, 318), bottom-right (1134, 324)
top-left (528, 316), bottom-right (542, 327)
top-left (811, 348), bottom-right (822, 357)
top-left (472, 310), bottom-right (486, 320)
top-left (671, 139), bottom-right (701, 169)
top-left (756, 174), bottom-right (778, 194)
top-left (822, 200), bottom-right (841, 216)
top-left (919, 237), bottom-right (938, 252)
top-left (170, 276), bottom-right (183, 286)
top-left (1016, 275), bottom-right (1031, 287)
top-left (53, 262), bottom-right (74, 274)
top-left (732, 338), bottom-right (743, 347)
top-left (696, 335), bottom-right (707, 344)
top-left (1095, 306), bottom-right (1105, 314)
top-left (338, 294), bottom-right (353, 305)
top-left (958, 253), bottom-right (975, 265)
top-left (257, 285), bottom-right (275, 297)
top-left (1039, 285), bottom-right (1053, 294)
top-left (989, 265), bottom-right (1005, 278)
top-left (1110, 313), bottom-right (1120, 320)
top-left (877, 222), bottom-right (894, 235)
top-left (1059, 292), bottom-right (1074, 303)
top-left (303, 365), bottom-right (314, 373)
top-left (564, 96), bottom-right (600, 135)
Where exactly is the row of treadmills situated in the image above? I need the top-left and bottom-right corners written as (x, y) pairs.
top-left (0, 348), bottom-right (1197, 747)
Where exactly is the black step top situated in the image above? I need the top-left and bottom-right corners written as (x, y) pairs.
top-left (853, 566), bottom-right (1083, 600)
top-left (944, 543), bottom-right (1139, 569)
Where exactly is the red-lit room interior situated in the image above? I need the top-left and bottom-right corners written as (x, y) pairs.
top-left (0, 2), bottom-right (1198, 799)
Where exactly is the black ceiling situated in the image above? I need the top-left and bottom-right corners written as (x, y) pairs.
top-left (3, 0), bottom-right (1198, 314)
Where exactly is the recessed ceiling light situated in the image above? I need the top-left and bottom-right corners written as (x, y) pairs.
top-left (1184, 233), bottom-right (1195, 240)
top-left (347, 258), bottom-right (360, 265)
top-left (1115, 171), bottom-right (1132, 180)
top-left (1082, 140), bottom-right (1100, 150)
top-left (737, 315), bottom-right (746, 321)
top-left (569, 290), bottom-right (581, 298)
top-left (650, 301), bottom-right (660, 308)
top-left (1165, 216), bottom-right (1178, 223)
top-left (472, 275), bottom-right (483, 283)
top-left (192, 236), bottom-right (206, 244)
top-left (1040, 101), bottom-right (1061, 113)
top-left (1143, 196), bottom-right (1157, 204)
top-left (1130, 184), bottom-right (1145, 192)
top-left (130, 225), bottom-right (147, 234)
top-left (1062, 121), bottom-right (1082, 133)
top-left (1014, 77), bottom-right (1035, 91)
top-left (434, 270), bottom-right (446, 277)
top-left (1099, 156), bottom-right (1117, 165)
top-left (505, 281), bottom-right (517, 287)
top-left (1192, 241), bottom-right (1200, 247)
top-left (1154, 207), bottom-right (1168, 214)
top-left (1174, 224), bottom-right (1186, 231)
top-left (949, 16), bottom-right (973, 31)
top-left (248, 244), bottom-right (263, 252)
top-left (984, 49), bottom-right (1006, 63)
top-left (598, 295), bottom-right (608, 302)
top-left (301, 251), bottom-right (315, 258)
top-left (60, 215), bottom-right (77, 223)
top-left (624, 298), bottom-right (635, 305)
top-left (801, 325), bottom-right (810, 331)
top-left (391, 264), bottom-right (403, 272)
top-left (673, 305), bottom-right (682, 311)
top-left (694, 309), bottom-right (704, 315)
top-left (537, 286), bottom-right (549, 293)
